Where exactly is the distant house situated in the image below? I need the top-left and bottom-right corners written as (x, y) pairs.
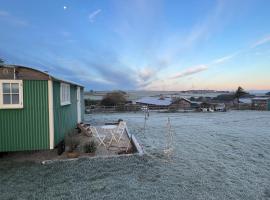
top-left (84, 91), bottom-right (106, 101)
top-left (0, 65), bottom-right (84, 152)
top-left (171, 97), bottom-right (192, 109)
top-left (200, 102), bottom-right (215, 111)
top-left (199, 102), bottom-right (226, 112)
top-left (252, 97), bottom-right (270, 111)
top-left (190, 101), bottom-right (201, 109)
top-left (215, 103), bottom-right (226, 111)
top-left (136, 96), bottom-right (195, 110)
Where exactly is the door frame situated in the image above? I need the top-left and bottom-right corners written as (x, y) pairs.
top-left (76, 86), bottom-right (81, 123)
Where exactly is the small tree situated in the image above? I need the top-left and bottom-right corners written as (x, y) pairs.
top-left (190, 97), bottom-right (196, 101)
top-left (234, 87), bottom-right (248, 110)
top-left (100, 91), bottom-right (127, 106)
top-left (234, 86), bottom-right (248, 103)
top-left (0, 58), bottom-right (4, 65)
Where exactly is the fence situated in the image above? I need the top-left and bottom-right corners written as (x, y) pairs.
top-left (85, 104), bottom-right (198, 113)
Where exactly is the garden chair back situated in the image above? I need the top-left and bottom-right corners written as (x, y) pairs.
top-left (90, 126), bottom-right (107, 148)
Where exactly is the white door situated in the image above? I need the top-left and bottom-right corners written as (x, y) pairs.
top-left (77, 87), bottom-right (82, 123)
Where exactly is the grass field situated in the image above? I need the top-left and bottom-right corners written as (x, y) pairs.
top-left (1, 111), bottom-right (270, 199)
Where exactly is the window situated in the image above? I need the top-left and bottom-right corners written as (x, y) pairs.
top-left (60, 83), bottom-right (70, 106)
top-left (0, 80), bottom-right (23, 109)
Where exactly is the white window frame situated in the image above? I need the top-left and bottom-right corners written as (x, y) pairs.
top-left (60, 83), bottom-right (70, 106)
top-left (0, 80), bottom-right (23, 109)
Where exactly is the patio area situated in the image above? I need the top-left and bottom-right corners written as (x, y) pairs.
top-left (76, 122), bottom-right (135, 156)
top-left (0, 121), bottom-right (138, 164)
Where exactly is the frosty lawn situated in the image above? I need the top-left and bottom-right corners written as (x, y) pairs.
top-left (1, 111), bottom-right (270, 199)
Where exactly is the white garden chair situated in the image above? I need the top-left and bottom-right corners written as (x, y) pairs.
top-left (114, 121), bottom-right (127, 143)
top-left (90, 126), bottom-right (107, 148)
top-left (106, 128), bottom-right (118, 147)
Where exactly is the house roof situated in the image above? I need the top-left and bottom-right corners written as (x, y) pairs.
top-left (180, 97), bottom-right (191, 103)
top-left (239, 98), bottom-right (252, 104)
top-left (252, 97), bottom-right (270, 101)
top-left (1, 64), bottom-right (84, 87)
top-left (136, 96), bottom-right (172, 106)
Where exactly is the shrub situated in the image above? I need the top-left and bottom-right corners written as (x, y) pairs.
top-left (65, 130), bottom-right (80, 152)
top-left (100, 91), bottom-right (127, 106)
top-left (84, 141), bottom-right (97, 153)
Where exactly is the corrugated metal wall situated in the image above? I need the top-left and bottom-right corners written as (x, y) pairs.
top-left (0, 80), bottom-right (49, 152)
top-left (53, 81), bottom-right (78, 145)
top-left (268, 100), bottom-right (270, 111)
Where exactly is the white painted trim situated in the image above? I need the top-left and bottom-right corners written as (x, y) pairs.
top-left (77, 86), bottom-right (82, 123)
top-left (0, 80), bottom-right (23, 109)
top-left (125, 125), bottom-right (144, 155)
top-left (48, 80), bottom-right (54, 149)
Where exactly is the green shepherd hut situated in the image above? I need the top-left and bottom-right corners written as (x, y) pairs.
top-left (0, 65), bottom-right (84, 152)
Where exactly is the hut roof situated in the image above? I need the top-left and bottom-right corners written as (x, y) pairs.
top-left (0, 64), bottom-right (83, 87)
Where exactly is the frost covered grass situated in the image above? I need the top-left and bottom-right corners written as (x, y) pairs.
top-left (1, 111), bottom-right (270, 199)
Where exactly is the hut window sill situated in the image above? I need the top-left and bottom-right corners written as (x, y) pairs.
top-left (60, 101), bottom-right (71, 106)
top-left (0, 104), bottom-right (24, 109)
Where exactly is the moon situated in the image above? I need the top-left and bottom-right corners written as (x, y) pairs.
top-left (63, 6), bottom-right (67, 10)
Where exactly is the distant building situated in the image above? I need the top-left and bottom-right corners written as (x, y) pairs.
top-left (215, 103), bottom-right (226, 111)
top-left (136, 96), bottom-right (195, 110)
top-left (171, 97), bottom-right (192, 109)
top-left (136, 96), bottom-right (172, 109)
top-left (0, 65), bottom-right (84, 152)
top-left (239, 98), bottom-right (252, 104)
top-left (84, 91), bottom-right (106, 101)
top-left (252, 97), bottom-right (270, 111)
top-left (199, 102), bottom-right (226, 112)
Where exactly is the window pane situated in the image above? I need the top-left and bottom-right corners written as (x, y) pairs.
top-left (61, 84), bottom-right (65, 103)
top-left (3, 94), bottom-right (11, 104)
top-left (65, 86), bottom-right (67, 101)
top-left (11, 83), bottom-right (19, 93)
top-left (3, 83), bottom-right (10, 93)
top-left (12, 94), bottom-right (19, 104)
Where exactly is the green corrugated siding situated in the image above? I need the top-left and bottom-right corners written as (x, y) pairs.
top-left (81, 87), bottom-right (84, 121)
top-left (268, 100), bottom-right (270, 111)
top-left (0, 80), bottom-right (49, 152)
top-left (53, 81), bottom-right (78, 145)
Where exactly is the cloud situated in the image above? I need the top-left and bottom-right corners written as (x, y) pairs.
top-left (251, 35), bottom-right (270, 48)
top-left (183, 0), bottom-right (227, 49)
top-left (171, 65), bottom-right (208, 79)
top-left (169, 51), bottom-right (239, 81)
top-left (138, 68), bottom-right (155, 81)
top-left (89, 9), bottom-right (102, 23)
top-left (0, 10), bottom-right (28, 27)
top-left (211, 52), bottom-right (239, 64)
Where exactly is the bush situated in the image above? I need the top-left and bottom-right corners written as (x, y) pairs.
top-left (65, 130), bottom-right (80, 152)
top-left (85, 99), bottom-right (99, 106)
top-left (100, 91), bottom-right (127, 106)
top-left (84, 141), bottom-right (97, 153)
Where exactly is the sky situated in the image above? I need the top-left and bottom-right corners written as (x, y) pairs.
top-left (0, 0), bottom-right (270, 91)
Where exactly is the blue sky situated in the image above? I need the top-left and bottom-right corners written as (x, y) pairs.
top-left (0, 0), bottom-right (270, 91)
